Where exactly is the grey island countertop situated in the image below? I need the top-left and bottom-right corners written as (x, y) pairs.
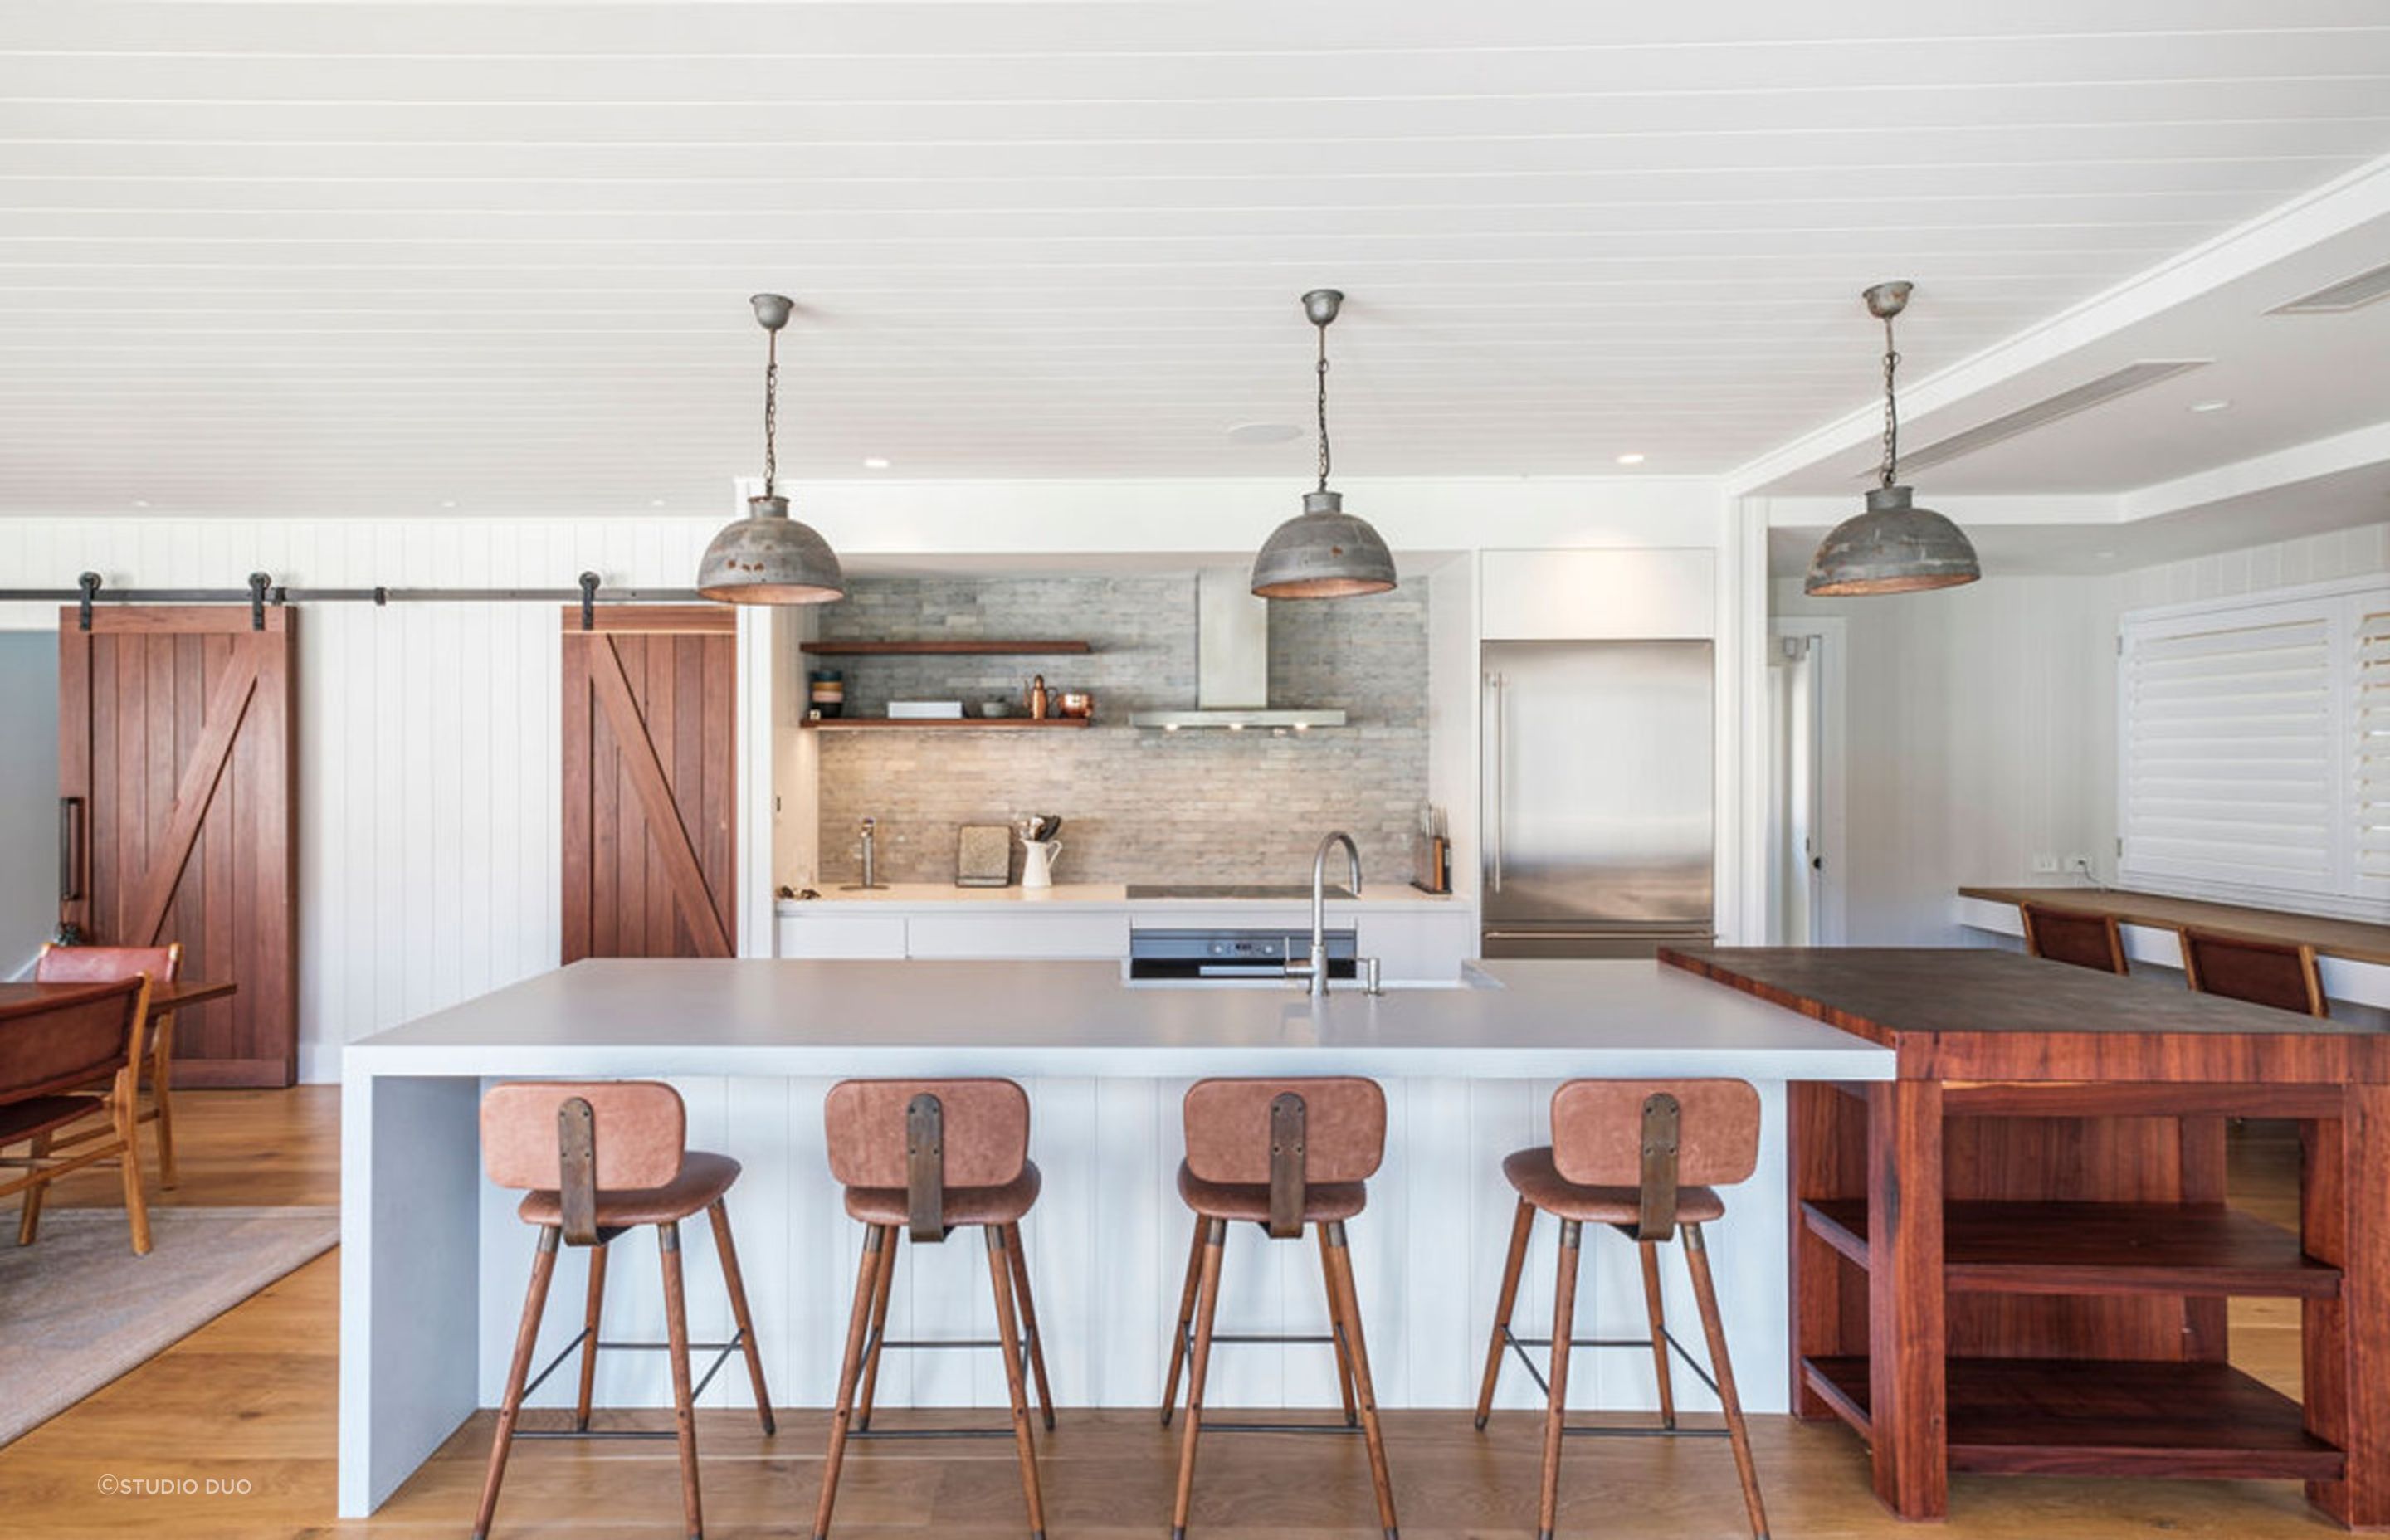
top-left (344, 956), bottom-right (1892, 1082)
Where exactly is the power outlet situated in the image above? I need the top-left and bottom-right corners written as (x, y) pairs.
top-left (2031, 854), bottom-right (2060, 875)
top-left (2065, 854), bottom-right (2096, 880)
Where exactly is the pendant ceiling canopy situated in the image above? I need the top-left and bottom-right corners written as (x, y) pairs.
top-left (1251, 289), bottom-right (1398, 600)
top-left (697, 294), bottom-right (846, 606)
top-left (1804, 282), bottom-right (1981, 598)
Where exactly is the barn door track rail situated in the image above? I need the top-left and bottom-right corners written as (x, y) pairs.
top-left (0, 572), bottom-right (707, 630)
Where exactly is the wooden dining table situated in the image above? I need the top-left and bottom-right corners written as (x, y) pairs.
top-left (0, 978), bottom-right (236, 1020)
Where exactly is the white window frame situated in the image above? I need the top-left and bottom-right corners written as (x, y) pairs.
top-left (2117, 573), bottom-right (2390, 923)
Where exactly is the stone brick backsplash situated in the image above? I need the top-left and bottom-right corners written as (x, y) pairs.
top-left (812, 572), bottom-right (1431, 885)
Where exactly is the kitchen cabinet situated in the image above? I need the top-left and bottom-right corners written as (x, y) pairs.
top-left (905, 911), bottom-right (1129, 959)
top-left (776, 912), bottom-right (906, 959)
top-left (1480, 548), bottom-right (1715, 641)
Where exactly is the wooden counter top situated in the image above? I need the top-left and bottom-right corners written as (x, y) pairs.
top-left (1960, 885), bottom-right (2390, 967)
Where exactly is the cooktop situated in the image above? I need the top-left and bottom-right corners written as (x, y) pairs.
top-left (1124, 884), bottom-right (1358, 900)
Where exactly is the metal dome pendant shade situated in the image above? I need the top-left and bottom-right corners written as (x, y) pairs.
top-left (1804, 281), bottom-right (1981, 597)
top-left (1251, 290), bottom-right (1397, 599)
top-left (697, 294), bottom-right (846, 605)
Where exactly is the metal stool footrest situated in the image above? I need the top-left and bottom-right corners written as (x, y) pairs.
top-left (851, 1322), bottom-right (1043, 1444)
top-left (1499, 1323), bottom-right (1724, 1407)
top-left (1178, 1323), bottom-right (1365, 1435)
top-left (510, 1326), bottom-right (750, 1440)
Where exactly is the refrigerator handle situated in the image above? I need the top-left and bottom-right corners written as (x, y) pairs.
top-left (1485, 671), bottom-right (1505, 894)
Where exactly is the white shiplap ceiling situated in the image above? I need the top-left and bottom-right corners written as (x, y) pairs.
top-left (7, 2), bottom-right (2390, 515)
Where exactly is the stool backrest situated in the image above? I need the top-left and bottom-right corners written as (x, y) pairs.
top-left (1183, 1076), bottom-right (1385, 1182)
top-left (37, 942), bottom-right (182, 986)
top-left (1551, 1079), bottom-right (1760, 1188)
top-left (480, 1080), bottom-right (686, 1192)
top-left (2020, 904), bottom-right (2127, 975)
top-left (0, 977), bottom-right (147, 1104)
top-left (2178, 927), bottom-right (2326, 1017)
top-left (825, 1078), bottom-right (1029, 1242)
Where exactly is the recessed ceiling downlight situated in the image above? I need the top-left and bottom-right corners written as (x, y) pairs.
top-left (1227, 422), bottom-right (1303, 446)
top-left (2188, 399), bottom-right (2233, 414)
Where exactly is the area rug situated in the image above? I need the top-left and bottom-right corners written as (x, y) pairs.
top-left (0, 1205), bottom-right (339, 1446)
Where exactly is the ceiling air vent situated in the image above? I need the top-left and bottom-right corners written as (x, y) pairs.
top-left (1883, 359), bottom-right (2210, 476)
top-left (2270, 260), bottom-right (2390, 314)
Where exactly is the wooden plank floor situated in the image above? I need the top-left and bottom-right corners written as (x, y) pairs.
top-left (0, 1091), bottom-right (2344, 1537)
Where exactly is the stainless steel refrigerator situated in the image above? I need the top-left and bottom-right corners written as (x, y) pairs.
top-left (1480, 640), bottom-right (1714, 958)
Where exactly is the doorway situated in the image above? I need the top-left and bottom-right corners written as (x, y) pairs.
top-left (1766, 618), bottom-right (1846, 946)
top-left (0, 633), bottom-right (58, 978)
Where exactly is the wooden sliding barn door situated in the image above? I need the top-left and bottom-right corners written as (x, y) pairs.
top-left (561, 607), bottom-right (737, 962)
top-left (57, 606), bottom-right (298, 1087)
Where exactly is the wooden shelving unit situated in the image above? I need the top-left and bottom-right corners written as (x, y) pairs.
top-left (800, 716), bottom-right (1090, 730)
top-left (800, 639), bottom-right (1091, 656)
top-left (1802, 1356), bottom-right (2343, 1481)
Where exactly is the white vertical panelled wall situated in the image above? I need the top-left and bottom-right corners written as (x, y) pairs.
top-left (0, 517), bottom-right (753, 1080)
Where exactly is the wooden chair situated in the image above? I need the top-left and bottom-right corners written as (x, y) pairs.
top-left (2020, 903), bottom-right (2128, 975)
top-left (2178, 927), bottom-right (2328, 1017)
top-left (34, 942), bottom-right (183, 1188)
top-left (0, 975), bottom-right (153, 1255)
top-left (1475, 1079), bottom-right (1768, 1540)
top-left (817, 1078), bottom-right (1052, 1540)
top-left (1164, 1076), bottom-right (1398, 1540)
top-left (475, 1081), bottom-right (773, 1540)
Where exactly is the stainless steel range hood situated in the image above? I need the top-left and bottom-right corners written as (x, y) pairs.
top-left (1129, 568), bottom-right (1348, 730)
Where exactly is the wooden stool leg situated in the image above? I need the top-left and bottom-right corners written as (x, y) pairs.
top-left (1685, 1224), bottom-right (1770, 1540)
top-left (854, 1227), bottom-right (899, 1432)
top-left (815, 1225), bottom-right (887, 1540)
top-left (1638, 1237), bottom-right (1677, 1430)
top-left (1475, 1196), bottom-right (1535, 1429)
top-left (984, 1225), bottom-right (1049, 1540)
top-left (1324, 1221), bottom-right (1399, 1539)
top-left (574, 1240), bottom-right (608, 1431)
top-left (709, 1198), bottom-right (776, 1435)
top-left (16, 1132), bottom-right (52, 1245)
top-left (149, 1014), bottom-right (178, 1189)
top-left (1169, 1216), bottom-right (1227, 1540)
top-left (1160, 1211), bottom-right (1205, 1426)
top-left (657, 1220), bottom-right (703, 1540)
top-left (1538, 1218), bottom-right (1583, 1540)
top-left (1004, 1221), bottom-right (1057, 1432)
top-left (473, 1226), bottom-right (561, 1540)
top-left (1317, 1222), bottom-right (1359, 1428)
top-left (115, 1068), bottom-right (150, 1255)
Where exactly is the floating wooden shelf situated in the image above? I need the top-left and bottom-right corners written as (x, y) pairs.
top-left (800, 640), bottom-right (1092, 656)
top-left (1802, 1355), bottom-right (2344, 1481)
top-left (800, 716), bottom-right (1091, 730)
top-left (1802, 1199), bottom-right (2339, 1299)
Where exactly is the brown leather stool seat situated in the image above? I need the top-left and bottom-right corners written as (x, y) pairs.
top-left (1500, 1147), bottom-right (1726, 1226)
top-left (1177, 1161), bottom-right (1366, 1224)
top-left (1164, 1076), bottom-right (1399, 1539)
top-left (1476, 1079), bottom-right (1769, 1540)
top-left (844, 1158), bottom-right (1042, 1227)
top-left (817, 1079), bottom-right (1053, 1540)
top-left (474, 1082), bottom-right (773, 1540)
top-left (515, 1150), bottom-right (743, 1229)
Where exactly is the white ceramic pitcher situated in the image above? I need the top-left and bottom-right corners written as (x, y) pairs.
top-left (1021, 838), bottom-right (1063, 889)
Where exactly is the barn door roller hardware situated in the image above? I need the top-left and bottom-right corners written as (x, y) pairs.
top-left (15, 574), bottom-right (709, 628)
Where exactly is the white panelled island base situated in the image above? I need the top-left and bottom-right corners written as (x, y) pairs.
top-left (337, 957), bottom-right (1889, 1517)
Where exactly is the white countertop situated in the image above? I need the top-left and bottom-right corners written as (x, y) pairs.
top-left (776, 882), bottom-right (1460, 913)
top-left (344, 957), bottom-right (1890, 1082)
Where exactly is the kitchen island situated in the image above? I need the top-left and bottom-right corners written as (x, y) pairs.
top-left (337, 956), bottom-right (1886, 1516)
top-left (1666, 945), bottom-right (2390, 1529)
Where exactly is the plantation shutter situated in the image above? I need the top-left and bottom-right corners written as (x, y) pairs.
top-left (2119, 598), bottom-right (2337, 894)
top-left (2354, 602), bottom-right (2390, 897)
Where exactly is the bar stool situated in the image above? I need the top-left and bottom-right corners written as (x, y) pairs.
top-left (1163, 1075), bottom-right (1397, 1540)
top-left (2180, 926), bottom-right (2328, 1016)
top-left (1475, 1079), bottom-right (1768, 1540)
top-left (2020, 902), bottom-right (2128, 975)
top-left (475, 1081), bottom-right (773, 1540)
top-left (817, 1078), bottom-right (1051, 1540)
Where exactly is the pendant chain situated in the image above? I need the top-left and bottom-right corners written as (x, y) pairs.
top-left (1315, 321), bottom-right (1333, 494)
top-left (762, 326), bottom-right (780, 500)
top-left (1878, 316), bottom-right (1901, 490)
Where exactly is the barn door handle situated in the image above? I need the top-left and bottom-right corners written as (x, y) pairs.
top-left (58, 796), bottom-right (84, 902)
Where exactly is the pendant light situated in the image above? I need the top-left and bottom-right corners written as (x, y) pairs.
top-left (1251, 289), bottom-right (1397, 599)
top-left (696, 293), bottom-right (846, 605)
top-left (1804, 281), bottom-right (1981, 597)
